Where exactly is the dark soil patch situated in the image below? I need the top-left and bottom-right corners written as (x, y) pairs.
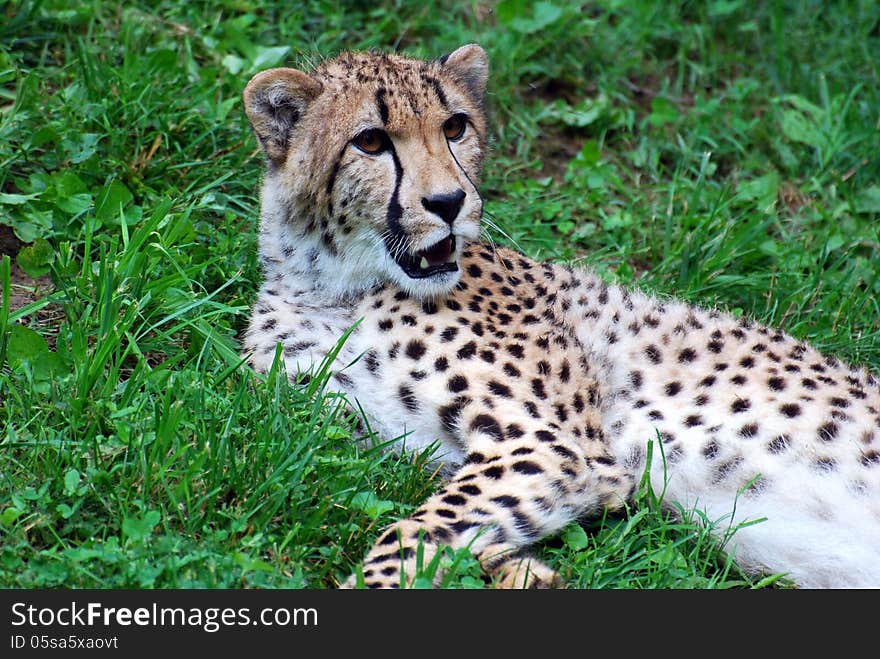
top-left (0, 225), bottom-right (59, 336)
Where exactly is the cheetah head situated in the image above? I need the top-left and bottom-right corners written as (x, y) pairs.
top-left (243, 45), bottom-right (489, 299)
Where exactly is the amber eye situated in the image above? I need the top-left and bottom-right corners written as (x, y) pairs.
top-left (443, 114), bottom-right (467, 141)
top-left (352, 128), bottom-right (388, 154)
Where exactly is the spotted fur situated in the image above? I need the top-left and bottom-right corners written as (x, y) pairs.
top-left (241, 45), bottom-right (880, 588)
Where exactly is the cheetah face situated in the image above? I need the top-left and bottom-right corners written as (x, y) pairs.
top-left (243, 45), bottom-right (489, 299)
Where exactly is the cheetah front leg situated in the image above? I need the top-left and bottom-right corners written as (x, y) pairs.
top-left (343, 417), bottom-right (632, 589)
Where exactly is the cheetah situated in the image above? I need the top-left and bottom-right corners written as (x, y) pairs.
top-left (240, 44), bottom-right (880, 588)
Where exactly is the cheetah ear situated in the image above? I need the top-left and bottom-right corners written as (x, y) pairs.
top-left (243, 68), bottom-right (323, 163)
top-left (441, 44), bottom-right (489, 103)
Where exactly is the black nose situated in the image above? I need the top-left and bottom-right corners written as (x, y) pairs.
top-left (421, 189), bottom-right (466, 226)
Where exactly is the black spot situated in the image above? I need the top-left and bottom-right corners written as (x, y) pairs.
top-left (648, 410), bottom-right (664, 420)
top-left (814, 456), bottom-right (837, 472)
top-left (488, 381), bottom-right (512, 397)
top-left (707, 340), bottom-right (724, 353)
top-left (483, 465), bottom-right (504, 479)
top-left (470, 414), bottom-right (504, 441)
top-left (448, 375), bottom-right (468, 392)
top-left (860, 450), bottom-right (880, 467)
top-left (731, 399), bottom-right (751, 413)
top-left (739, 422), bottom-right (759, 438)
top-left (490, 494), bottom-right (521, 509)
top-left (506, 424), bottom-right (525, 438)
top-left (512, 460), bottom-right (543, 475)
top-left (442, 494), bottom-right (467, 506)
top-left (479, 350), bottom-right (496, 363)
top-left (559, 360), bottom-right (571, 383)
top-left (700, 375), bottom-right (717, 387)
top-left (375, 87), bottom-right (389, 124)
top-left (630, 370), bottom-right (643, 389)
top-left (731, 374), bottom-right (746, 385)
top-left (457, 341), bottom-right (477, 359)
top-left (779, 403), bottom-right (801, 418)
top-left (645, 345), bottom-right (662, 364)
top-left (434, 356), bottom-right (449, 371)
top-left (534, 430), bottom-right (555, 443)
top-left (378, 318), bottom-right (393, 331)
top-left (678, 348), bottom-right (697, 363)
top-left (463, 452), bottom-right (485, 464)
top-left (405, 339), bottom-right (427, 360)
top-left (554, 404), bottom-right (568, 422)
top-left (818, 422), bottom-right (838, 442)
top-left (364, 350), bottom-right (381, 374)
top-left (830, 397), bottom-right (849, 408)
top-left (523, 401), bottom-right (539, 418)
top-left (506, 343), bottom-right (525, 359)
top-left (421, 300), bottom-right (438, 315)
top-left (438, 395), bottom-right (470, 433)
top-left (450, 520), bottom-right (479, 534)
top-left (665, 381), bottom-right (682, 396)
top-left (530, 379), bottom-right (547, 399)
top-left (436, 509), bottom-right (457, 519)
top-left (739, 356), bottom-right (755, 368)
top-left (685, 415), bottom-right (704, 427)
top-left (767, 435), bottom-right (790, 454)
top-left (715, 456), bottom-right (743, 482)
top-left (802, 378), bottom-right (817, 390)
top-left (702, 441), bottom-right (719, 459)
top-left (512, 511), bottom-right (538, 538)
top-left (398, 385), bottom-right (419, 411)
top-left (768, 377), bottom-right (786, 391)
top-left (503, 363), bottom-right (521, 378)
top-left (459, 484), bottom-right (481, 496)
top-left (334, 372), bottom-right (353, 387)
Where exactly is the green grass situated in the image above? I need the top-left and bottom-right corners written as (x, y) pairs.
top-left (1, 0), bottom-right (878, 588)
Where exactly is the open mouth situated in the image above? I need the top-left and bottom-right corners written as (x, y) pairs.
top-left (389, 235), bottom-right (458, 279)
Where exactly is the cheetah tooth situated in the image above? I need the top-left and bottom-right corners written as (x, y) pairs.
top-left (420, 257), bottom-right (429, 270)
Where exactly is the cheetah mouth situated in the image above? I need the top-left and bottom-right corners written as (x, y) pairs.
top-left (389, 235), bottom-right (458, 279)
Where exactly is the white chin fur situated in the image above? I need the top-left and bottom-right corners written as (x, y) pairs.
top-left (390, 265), bottom-right (463, 300)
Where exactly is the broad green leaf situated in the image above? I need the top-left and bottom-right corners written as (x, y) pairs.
top-left (53, 192), bottom-right (92, 215)
top-left (0, 192), bottom-right (40, 205)
top-left (350, 491), bottom-right (395, 520)
top-left (854, 185), bottom-right (880, 214)
top-left (0, 507), bottom-right (23, 527)
top-left (16, 237), bottom-right (54, 277)
top-left (95, 180), bottom-right (133, 224)
top-left (250, 46), bottom-right (291, 72)
top-left (63, 469), bottom-right (81, 496)
top-left (61, 132), bottom-right (101, 163)
top-left (563, 523), bottom-right (589, 550)
top-left (121, 510), bottom-right (161, 543)
top-left (6, 324), bottom-right (49, 370)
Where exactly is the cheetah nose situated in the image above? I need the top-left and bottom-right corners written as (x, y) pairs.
top-left (421, 189), bottom-right (466, 226)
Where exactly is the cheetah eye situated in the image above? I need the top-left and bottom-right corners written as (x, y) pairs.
top-left (443, 113), bottom-right (467, 141)
top-left (353, 128), bottom-right (389, 154)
